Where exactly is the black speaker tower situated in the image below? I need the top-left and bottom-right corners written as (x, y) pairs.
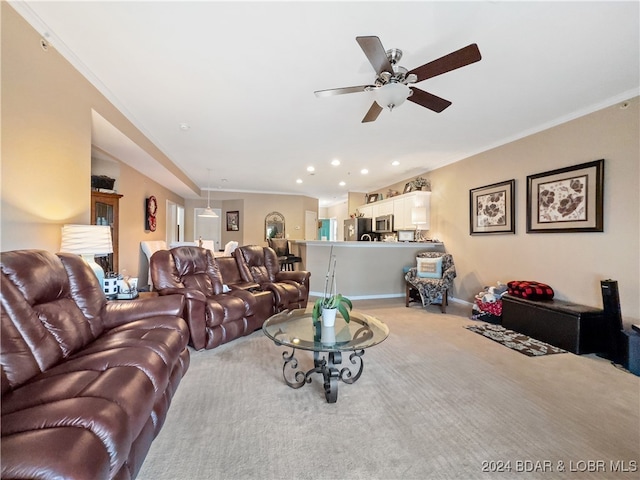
top-left (600, 279), bottom-right (623, 362)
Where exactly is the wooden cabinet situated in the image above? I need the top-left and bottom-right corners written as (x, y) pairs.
top-left (91, 191), bottom-right (123, 273)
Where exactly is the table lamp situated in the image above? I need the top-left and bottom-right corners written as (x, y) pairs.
top-left (411, 207), bottom-right (429, 242)
top-left (60, 224), bottom-right (113, 288)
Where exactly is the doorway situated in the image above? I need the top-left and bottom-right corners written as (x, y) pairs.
top-left (166, 201), bottom-right (185, 244)
top-left (194, 208), bottom-right (222, 251)
top-left (305, 210), bottom-right (318, 240)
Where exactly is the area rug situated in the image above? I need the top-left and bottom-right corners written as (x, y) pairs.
top-left (465, 323), bottom-right (567, 356)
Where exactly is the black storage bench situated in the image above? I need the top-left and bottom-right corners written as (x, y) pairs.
top-left (502, 294), bottom-right (606, 354)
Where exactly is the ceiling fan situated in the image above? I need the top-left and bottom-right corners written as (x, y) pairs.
top-left (314, 36), bottom-right (481, 123)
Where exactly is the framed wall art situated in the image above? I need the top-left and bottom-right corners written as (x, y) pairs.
top-left (145, 195), bottom-right (157, 232)
top-left (226, 210), bottom-right (239, 231)
top-left (366, 194), bottom-right (379, 203)
top-left (403, 182), bottom-right (413, 194)
top-left (470, 179), bottom-right (515, 235)
top-left (526, 159), bottom-right (604, 233)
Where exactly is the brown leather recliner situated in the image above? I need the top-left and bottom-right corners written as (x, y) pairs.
top-left (1, 250), bottom-right (190, 480)
top-left (151, 246), bottom-right (271, 350)
top-left (234, 245), bottom-right (310, 312)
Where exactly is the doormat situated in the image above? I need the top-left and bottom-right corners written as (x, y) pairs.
top-left (465, 324), bottom-right (567, 357)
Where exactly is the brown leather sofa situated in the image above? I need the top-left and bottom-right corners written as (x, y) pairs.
top-left (150, 245), bottom-right (310, 350)
top-left (1, 250), bottom-right (190, 480)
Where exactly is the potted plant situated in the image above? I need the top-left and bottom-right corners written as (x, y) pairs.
top-left (411, 176), bottom-right (431, 191)
top-left (312, 247), bottom-right (353, 327)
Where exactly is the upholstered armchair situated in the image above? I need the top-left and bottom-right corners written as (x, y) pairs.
top-left (405, 252), bottom-right (456, 313)
top-left (234, 245), bottom-right (310, 311)
top-left (151, 246), bottom-right (267, 350)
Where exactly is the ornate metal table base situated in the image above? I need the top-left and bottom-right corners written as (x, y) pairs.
top-left (281, 348), bottom-right (365, 403)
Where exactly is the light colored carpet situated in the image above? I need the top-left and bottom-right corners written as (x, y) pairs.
top-left (138, 299), bottom-right (639, 480)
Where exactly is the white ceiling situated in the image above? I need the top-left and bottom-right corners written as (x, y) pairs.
top-left (12, 1), bottom-right (640, 206)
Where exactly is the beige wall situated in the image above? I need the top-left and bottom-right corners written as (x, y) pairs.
top-left (375, 99), bottom-right (640, 326)
top-left (1, 4), bottom-right (196, 258)
top-left (184, 192), bottom-right (318, 247)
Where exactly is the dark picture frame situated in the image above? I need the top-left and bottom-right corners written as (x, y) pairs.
top-left (226, 210), bottom-right (239, 231)
top-left (526, 159), bottom-right (604, 233)
top-left (366, 194), bottom-right (379, 203)
top-left (403, 182), bottom-right (413, 194)
top-left (470, 179), bottom-right (515, 235)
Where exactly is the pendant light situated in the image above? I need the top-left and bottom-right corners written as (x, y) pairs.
top-left (198, 168), bottom-right (218, 218)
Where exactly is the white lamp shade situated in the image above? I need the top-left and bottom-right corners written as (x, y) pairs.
top-left (411, 207), bottom-right (428, 225)
top-left (375, 83), bottom-right (411, 110)
top-left (60, 224), bottom-right (113, 256)
top-left (198, 207), bottom-right (219, 218)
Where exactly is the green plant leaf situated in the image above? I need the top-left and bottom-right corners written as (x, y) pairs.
top-left (337, 302), bottom-right (351, 323)
top-left (342, 296), bottom-right (353, 310)
top-left (312, 298), bottom-right (323, 321)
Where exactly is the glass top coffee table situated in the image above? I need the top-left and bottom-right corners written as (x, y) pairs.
top-left (262, 308), bottom-right (389, 403)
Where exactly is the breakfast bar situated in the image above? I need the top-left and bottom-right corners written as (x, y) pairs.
top-left (295, 240), bottom-right (444, 299)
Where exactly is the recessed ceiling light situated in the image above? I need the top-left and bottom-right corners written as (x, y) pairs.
top-left (391, 160), bottom-right (400, 166)
top-left (361, 168), bottom-right (369, 175)
top-left (339, 181), bottom-right (346, 186)
top-left (179, 123), bottom-right (190, 131)
top-left (331, 159), bottom-right (341, 166)
top-left (296, 178), bottom-right (303, 184)
top-left (306, 166), bottom-right (315, 172)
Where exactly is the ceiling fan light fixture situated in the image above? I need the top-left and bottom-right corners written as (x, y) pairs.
top-left (375, 82), bottom-right (411, 111)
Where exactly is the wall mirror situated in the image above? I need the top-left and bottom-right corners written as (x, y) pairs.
top-left (265, 211), bottom-right (285, 239)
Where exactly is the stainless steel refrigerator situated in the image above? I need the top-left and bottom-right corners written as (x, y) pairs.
top-left (344, 217), bottom-right (372, 241)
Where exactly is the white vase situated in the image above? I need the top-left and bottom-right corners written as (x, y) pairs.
top-left (321, 325), bottom-right (336, 345)
top-left (321, 307), bottom-right (338, 327)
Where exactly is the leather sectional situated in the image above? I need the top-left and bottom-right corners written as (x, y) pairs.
top-left (1, 250), bottom-right (191, 480)
top-left (150, 245), bottom-right (310, 350)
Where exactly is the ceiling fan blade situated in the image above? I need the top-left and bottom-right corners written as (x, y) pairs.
top-left (314, 85), bottom-right (373, 97)
top-left (408, 43), bottom-right (481, 83)
top-left (356, 36), bottom-right (393, 75)
top-left (408, 87), bottom-right (452, 113)
top-left (362, 102), bottom-right (383, 123)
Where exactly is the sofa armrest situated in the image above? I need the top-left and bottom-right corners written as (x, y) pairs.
top-left (157, 287), bottom-right (207, 303)
top-left (103, 294), bottom-right (185, 329)
top-left (275, 270), bottom-right (310, 288)
top-left (155, 288), bottom-right (209, 350)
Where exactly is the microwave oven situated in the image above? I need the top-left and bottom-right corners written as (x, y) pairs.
top-left (374, 214), bottom-right (394, 233)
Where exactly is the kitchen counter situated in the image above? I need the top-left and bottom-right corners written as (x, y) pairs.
top-left (294, 241), bottom-right (445, 299)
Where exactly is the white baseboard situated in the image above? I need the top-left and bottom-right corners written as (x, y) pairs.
top-left (309, 292), bottom-right (474, 306)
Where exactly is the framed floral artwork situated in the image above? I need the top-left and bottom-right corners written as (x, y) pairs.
top-left (470, 179), bottom-right (515, 235)
top-left (526, 159), bottom-right (604, 233)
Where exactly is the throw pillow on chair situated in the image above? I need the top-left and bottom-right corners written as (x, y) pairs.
top-left (416, 256), bottom-right (443, 278)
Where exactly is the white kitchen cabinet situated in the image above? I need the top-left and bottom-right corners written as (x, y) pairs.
top-left (358, 191), bottom-right (431, 230)
top-left (357, 204), bottom-right (373, 219)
